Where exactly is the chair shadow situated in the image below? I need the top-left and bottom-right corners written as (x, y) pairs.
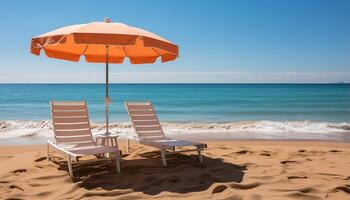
top-left (56, 151), bottom-right (246, 195)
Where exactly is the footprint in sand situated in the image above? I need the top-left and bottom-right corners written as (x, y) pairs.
top-left (259, 153), bottom-right (271, 156)
top-left (9, 184), bottom-right (24, 191)
top-left (296, 187), bottom-right (315, 193)
top-left (28, 182), bottom-right (48, 187)
top-left (34, 156), bottom-right (47, 162)
top-left (317, 172), bottom-right (346, 178)
top-left (327, 185), bottom-right (350, 199)
top-left (0, 181), bottom-right (9, 184)
top-left (287, 175), bottom-right (307, 180)
top-left (235, 150), bottom-right (252, 154)
top-left (11, 169), bottom-right (27, 174)
top-left (280, 160), bottom-right (297, 165)
top-left (331, 185), bottom-right (350, 194)
top-left (229, 182), bottom-right (261, 190)
top-left (275, 186), bottom-right (316, 194)
top-left (329, 150), bottom-right (343, 153)
top-left (212, 184), bottom-right (228, 194)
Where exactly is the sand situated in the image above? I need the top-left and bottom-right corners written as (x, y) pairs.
top-left (0, 140), bottom-right (349, 200)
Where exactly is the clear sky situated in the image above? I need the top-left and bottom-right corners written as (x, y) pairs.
top-left (0, 0), bottom-right (349, 83)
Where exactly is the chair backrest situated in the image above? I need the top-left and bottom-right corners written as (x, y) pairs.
top-left (51, 101), bottom-right (95, 145)
top-left (125, 101), bottom-right (166, 141)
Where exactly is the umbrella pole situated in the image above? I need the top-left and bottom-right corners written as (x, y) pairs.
top-left (105, 45), bottom-right (110, 134)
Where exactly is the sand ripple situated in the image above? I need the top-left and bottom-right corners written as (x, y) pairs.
top-left (0, 141), bottom-right (349, 199)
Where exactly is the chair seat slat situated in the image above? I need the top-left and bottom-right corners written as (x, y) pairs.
top-left (53, 117), bottom-right (89, 123)
top-left (54, 123), bottom-right (90, 130)
top-left (56, 136), bottom-right (93, 143)
top-left (135, 126), bottom-right (162, 132)
top-left (128, 110), bottom-right (155, 115)
top-left (52, 104), bottom-right (86, 111)
top-left (133, 120), bottom-right (160, 126)
top-left (52, 110), bottom-right (88, 117)
top-left (55, 129), bottom-right (91, 136)
top-left (131, 116), bottom-right (158, 121)
top-left (126, 104), bottom-right (152, 110)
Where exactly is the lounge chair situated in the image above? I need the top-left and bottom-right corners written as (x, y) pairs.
top-left (47, 100), bottom-right (121, 177)
top-left (125, 101), bottom-right (207, 166)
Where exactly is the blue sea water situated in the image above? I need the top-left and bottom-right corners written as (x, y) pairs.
top-left (0, 83), bottom-right (349, 123)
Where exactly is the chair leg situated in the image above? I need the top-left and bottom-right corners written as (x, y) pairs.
top-left (197, 148), bottom-right (203, 163)
top-left (116, 151), bottom-right (121, 174)
top-left (126, 138), bottom-right (130, 153)
top-left (67, 154), bottom-right (73, 177)
top-left (160, 149), bottom-right (167, 167)
top-left (119, 150), bottom-right (124, 162)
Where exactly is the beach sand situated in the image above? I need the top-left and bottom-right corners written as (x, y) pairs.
top-left (0, 140), bottom-right (349, 200)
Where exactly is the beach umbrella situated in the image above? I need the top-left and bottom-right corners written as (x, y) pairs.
top-left (30, 18), bottom-right (179, 134)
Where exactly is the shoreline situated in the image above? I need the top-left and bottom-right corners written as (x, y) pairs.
top-left (1, 120), bottom-right (350, 143)
top-left (1, 138), bottom-right (350, 145)
top-left (1, 137), bottom-right (350, 146)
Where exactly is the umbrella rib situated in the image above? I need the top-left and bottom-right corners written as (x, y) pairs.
top-left (122, 46), bottom-right (129, 58)
top-left (47, 35), bottom-right (67, 47)
top-left (151, 47), bottom-right (161, 57)
top-left (82, 44), bottom-right (89, 55)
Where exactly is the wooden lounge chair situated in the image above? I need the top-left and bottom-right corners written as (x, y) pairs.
top-left (125, 101), bottom-right (207, 166)
top-left (47, 101), bottom-right (121, 177)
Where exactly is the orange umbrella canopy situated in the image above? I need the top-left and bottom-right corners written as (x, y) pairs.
top-left (30, 19), bottom-right (179, 64)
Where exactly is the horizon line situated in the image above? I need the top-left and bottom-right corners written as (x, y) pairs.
top-left (0, 82), bottom-right (348, 85)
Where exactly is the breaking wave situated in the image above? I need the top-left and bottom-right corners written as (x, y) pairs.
top-left (0, 120), bottom-right (349, 140)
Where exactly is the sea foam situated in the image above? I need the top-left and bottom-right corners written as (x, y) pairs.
top-left (0, 120), bottom-right (349, 140)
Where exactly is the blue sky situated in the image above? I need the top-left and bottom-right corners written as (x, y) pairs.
top-left (0, 0), bottom-right (349, 83)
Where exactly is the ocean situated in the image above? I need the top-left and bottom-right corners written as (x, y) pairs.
top-left (0, 84), bottom-right (349, 142)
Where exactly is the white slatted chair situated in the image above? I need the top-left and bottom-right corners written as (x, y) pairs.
top-left (47, 101), bottom-right (121, 177)
top-left (125, 101), bottom-right (207, 166)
